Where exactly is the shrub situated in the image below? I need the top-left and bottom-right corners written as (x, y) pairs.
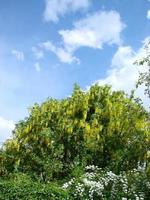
top-left (62, 165), bottom-right (150, 200)
top-left (0, 173), bottom-right (69, 200)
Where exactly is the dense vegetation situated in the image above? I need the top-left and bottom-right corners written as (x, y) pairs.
top-left (0, 83), bottom-right (150, 199)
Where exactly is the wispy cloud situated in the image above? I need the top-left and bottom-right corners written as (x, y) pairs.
top-left (0, 116), bottom-right (15, 143)
top-left (32, 47), bottom-right (44, 59)
top-left (41, 10), bottom-right (125, 64)
top-left (44, 0), bottom-right (90, 23)
top-left (34, 62), bottom-right (41, 72)
top-left (40, 41), bottom-right (79, 64)
top-left (12, 49), bottom-right (24, 61)
top-left (147, 10), bottom-right (150, 19)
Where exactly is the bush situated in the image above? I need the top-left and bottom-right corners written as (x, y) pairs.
top-left (62, 165), bottom-right (150, 200)
top-left (0, 173), bottom-right (69, 200)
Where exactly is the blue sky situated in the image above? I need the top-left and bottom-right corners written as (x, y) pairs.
top-left (0, 0), bottom-right (150, 143)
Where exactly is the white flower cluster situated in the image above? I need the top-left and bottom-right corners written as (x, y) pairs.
top-left (62, 165), bottom-right (149, 200)
top-left (84, 172), bottom-right (96, 180)
top-left (85, 165), bottom-right (100, 171)
top-left (62, 178), bottom-right (75, 189)
top-left (74, 183), bottom-right (85, 198)
top-left (83, 178), bottom-right (104, 199)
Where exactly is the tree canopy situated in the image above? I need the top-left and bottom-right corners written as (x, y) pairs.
top-left (1, 84), bottom-right (149, 182)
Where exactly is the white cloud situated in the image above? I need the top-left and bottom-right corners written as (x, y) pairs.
top-left (96, 46), bottom-right (137, 92)
top-left (59, 10), bottom-right (125, 50)
top-left (147, 10), bottom-right (150, 19)
top-left (12, 50), bottom-right (24, 61)
top-left (44, 0), bottom-right (90, 23)
top-left (92, 40), bottom-right (150, 109)
top-left (41, 10), bottom-right (125, 64)
top-left (32, 47), bottom-right (44, 59)
top-left (40, 41), bottom-right (56, 52)
top-left (40, 41), bottom-right (79, 64)
top-left (34, 62), bottom-right (41, 72)
top-left (0, 116), bottom-right (15, 144)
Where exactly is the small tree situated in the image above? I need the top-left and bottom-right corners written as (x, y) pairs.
top-left (135, 39), bottom-right (150, 98)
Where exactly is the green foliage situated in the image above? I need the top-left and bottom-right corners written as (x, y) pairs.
top-left (1, 84), bottom-right (149, 181)
top-left (0, 83), bottom-right (149, 199)
top-left (0, 173), bottom-right (69, 200)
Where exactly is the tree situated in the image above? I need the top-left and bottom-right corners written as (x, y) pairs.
top-left (1, 84), bottom-right (149, 181)
top-left (135, 39), bottom-right (150, 98)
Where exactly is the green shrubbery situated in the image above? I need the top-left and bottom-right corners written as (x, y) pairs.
top-left (63, 165), bottom-right (150, 200)
top-left (0, 173), bottom-right (69, 200)
top-left (0, 84), bottom-right (149, 199)
top-left (0, 166), bottom-right (150, 200)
